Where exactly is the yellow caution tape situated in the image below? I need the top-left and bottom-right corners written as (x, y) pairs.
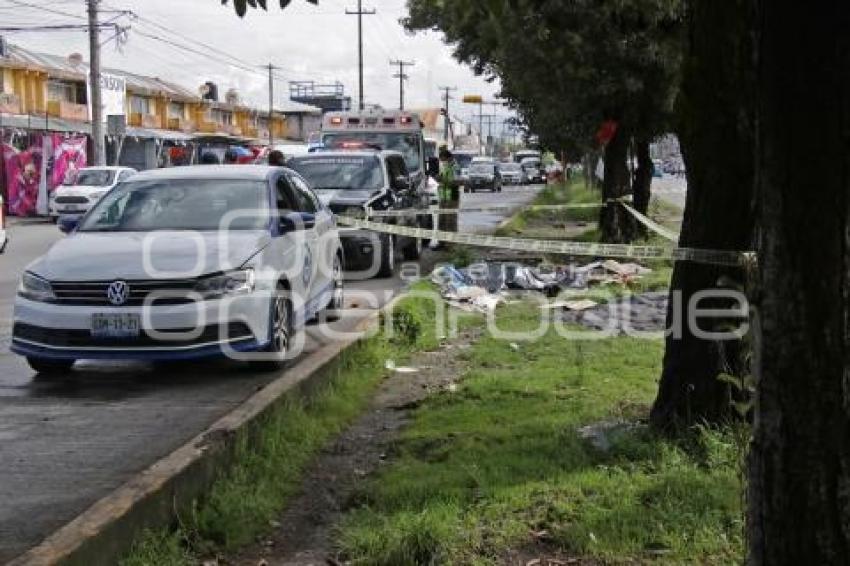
top-left (364, 202), bottom-right (603, 219)
top-left (619, 201), bottom-right (681, 243)
top-left (337, 216), bottom-right (753, 267)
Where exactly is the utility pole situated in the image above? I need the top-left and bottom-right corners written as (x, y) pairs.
top-left (390, 60), bottom-right (414, 110)
top-left (346, 0), bottom-right (375, 111)
top-left (266, 63), bottom-right (277, 148)
top-left (87, 0), bottom-right (105, 165)
top-left (438, 86), bottom-right (456, 143)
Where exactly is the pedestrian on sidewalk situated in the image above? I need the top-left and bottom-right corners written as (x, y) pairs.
top-left (436, 146), bottom-right (459, 247)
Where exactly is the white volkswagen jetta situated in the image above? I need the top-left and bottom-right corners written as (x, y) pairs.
top-left (12, 166), bottom-right (344, 375)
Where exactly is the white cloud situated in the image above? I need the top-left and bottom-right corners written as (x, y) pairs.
top-left (5, 0), bottom-right (505, 124)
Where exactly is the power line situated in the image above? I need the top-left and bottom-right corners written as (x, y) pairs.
top-left (0, 0), bottom-right (86, 20)
top-left (390, 59), bottom-right (414, 110)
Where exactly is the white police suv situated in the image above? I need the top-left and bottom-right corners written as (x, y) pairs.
top-left (12, 166), bottom-right (343, 375)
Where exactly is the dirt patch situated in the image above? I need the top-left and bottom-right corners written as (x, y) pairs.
top-left (223, 328), bottom-right (481, 566)
top-left (503, 545), bottom-right (605, 566)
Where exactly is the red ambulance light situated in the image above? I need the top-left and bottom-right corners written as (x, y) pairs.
top-left (399, 116), bottom-right (413, 125)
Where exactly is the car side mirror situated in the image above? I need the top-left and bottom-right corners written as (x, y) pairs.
top-left (58, 215), bottom-right (79, 234)
top-left (426, 156), bottom-right (440, 178)
top-left (279, 211), bottom-right (316, 233)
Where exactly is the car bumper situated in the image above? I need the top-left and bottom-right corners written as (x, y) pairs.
top-left (11, 294), bottom-right (271, 361)
top-left (49, 202), bottom-right (93, 217)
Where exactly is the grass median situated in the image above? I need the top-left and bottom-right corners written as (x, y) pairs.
top-left (121, 282), bottom-right (449, 565)
top-left (335, 299), bottom-right (745, 565)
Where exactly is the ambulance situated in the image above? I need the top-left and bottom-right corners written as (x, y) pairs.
top-left (319, 109), bottom-right (437, 259)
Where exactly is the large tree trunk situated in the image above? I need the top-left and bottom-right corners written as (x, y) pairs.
top-left (747, 2), bottom-right (850, 563)
top-left (649, 0), bottom-right (756, 430)
top-left (599, 126), bottom-right (634, 243)
top-left (632, 138), bottom-right (653, 237)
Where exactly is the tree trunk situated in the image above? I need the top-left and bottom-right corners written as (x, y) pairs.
top-left (599, 126), bottom-right (634, 243)
top-left (747, 1), bottom-right (850, 562)
top-left (649, 0), bottom-right (756, 430)
top-left (632, 138), bottom-right (653, 237)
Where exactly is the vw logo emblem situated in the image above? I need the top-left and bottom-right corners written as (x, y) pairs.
top-left (106, 280), bottom-right (130, 306)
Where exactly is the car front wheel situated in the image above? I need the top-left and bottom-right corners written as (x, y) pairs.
top-left (252, 290), bottom-right (292, 372)
top-left (322, 254), bottom-right (344, 322)
top-left (376, 234), bottom-right (395, 278)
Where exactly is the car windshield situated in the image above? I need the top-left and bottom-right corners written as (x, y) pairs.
top-left (500, 163), bottom-right (521, 172)
top-left (322, 132), bottom-right (422, 173)
top-left (522, 159), bottom-right (541, 170)
top-left (470, 163), bottom-right (495, 174)
top-left (454, 153), bottom-right (476, 168)
top-left (289, 156), bottom-right (384, 191)
top-left (69, 169), bottom-right (114, 187)
top-left (78, 179), bottom-right (270, 232)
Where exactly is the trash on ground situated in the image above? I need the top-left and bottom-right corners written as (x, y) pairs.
top-left (432, 258), bottom-right (654, 312)
top-left (384, 360), bottom-right (419, 374)
top-left (542, 299), bottom-right (599, 311)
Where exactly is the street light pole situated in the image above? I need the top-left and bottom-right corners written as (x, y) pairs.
top-left (346, 0), bottom-right (376, 111)
top-left (438, 86), bottom-right (456, 143)
top-left (266, 63), bottom-right (277, 148)
top-left (390, 60), bottom-right (414, 110)
top-left (87, 0), bottom-right (105, 165)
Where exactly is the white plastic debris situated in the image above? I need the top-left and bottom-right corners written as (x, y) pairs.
top-left (384, 360), bottom-right (419, 374)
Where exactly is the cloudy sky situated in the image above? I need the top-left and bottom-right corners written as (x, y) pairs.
top-left (2, 0), bottom-right (505, 124)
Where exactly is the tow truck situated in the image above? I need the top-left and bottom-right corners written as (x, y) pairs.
top-left (319, 109), bottom-right (437, 261)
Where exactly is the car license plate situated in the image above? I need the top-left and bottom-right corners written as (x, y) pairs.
top-left (91, 313), bottom-right (141, 338)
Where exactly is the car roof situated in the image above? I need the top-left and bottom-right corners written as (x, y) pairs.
top-left (291, 150), bottom-right (401, 160)
top-left (129, 165), bottom-right (278, 182)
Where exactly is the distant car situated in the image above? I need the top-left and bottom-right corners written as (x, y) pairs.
top-left (499, 162), bottom-right (525, 185)
top-left (466, 162), bottom-right (502, 193)
top-left (453, 150), bottom-right (478, 184)
top-left (288, 150), bottom-right (425, 278)
top-left (50, 166), bottom-right (136, 220)
top-left (520, 157), bottom-right (546, 184)
top-left (12, 165), bottom-right (343, 375)
top-left (0, 195), bottom-right (7, 254)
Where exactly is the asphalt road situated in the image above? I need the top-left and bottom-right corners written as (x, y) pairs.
top-left (652, 175), bottom-right (687, 210)
top-left (0, 184), bottom-right (541, 561)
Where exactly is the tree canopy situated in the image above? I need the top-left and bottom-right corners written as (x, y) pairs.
top-left (221, 0), bottom-right (318, 18)
top-left (405, 0), bottom-right (684, 157)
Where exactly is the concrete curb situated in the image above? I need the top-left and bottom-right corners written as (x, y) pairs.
top-left (7, 296), bottom-right (408, 566)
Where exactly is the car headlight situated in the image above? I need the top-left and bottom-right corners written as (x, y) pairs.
top-left (194, 268), bottom-right (255, 299)
top-left (18, 272), bottom-right (56, 302)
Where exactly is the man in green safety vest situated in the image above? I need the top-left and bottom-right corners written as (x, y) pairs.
top-left (437, 146), bottom-right (459, 239)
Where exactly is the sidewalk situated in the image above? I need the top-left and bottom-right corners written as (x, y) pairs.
top-left (7, 216), bottom-right (52, 227)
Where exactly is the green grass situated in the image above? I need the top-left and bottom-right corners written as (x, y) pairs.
top-left (120, 281), bottom-right (454, 565)
top-left (335, 301), bottom-right (744, 565)
top-left (496, 180), bottom-right (602, 239)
